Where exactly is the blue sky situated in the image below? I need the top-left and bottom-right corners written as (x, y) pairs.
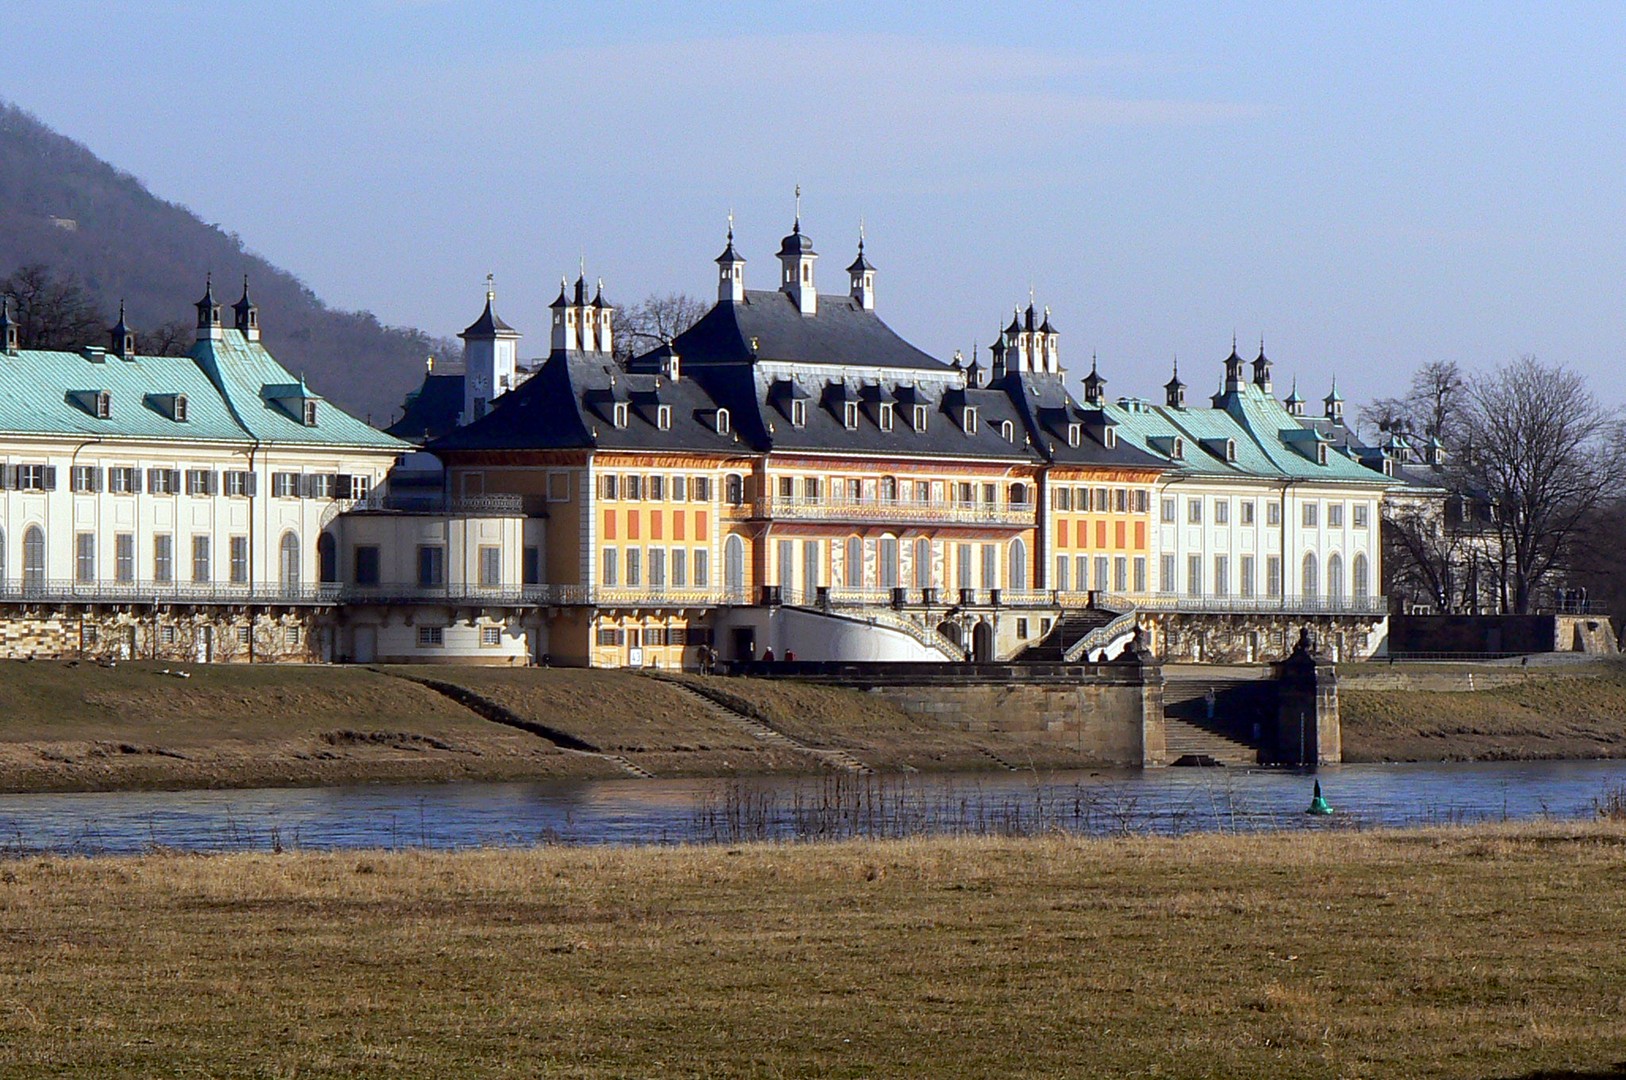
top-left (8, 2), bottom-right (1626, 406)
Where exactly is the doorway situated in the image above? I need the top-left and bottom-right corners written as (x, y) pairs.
top-left (353, 626), bottom-right (377, 663)
top-left (627, 628), bottom-right (645, 668)
top-left (195, 625), bottom-right (213, 664)
top-left (731, 626), bottom-right (756, 662)
top-left (971, 621), bottom-right (994, 663)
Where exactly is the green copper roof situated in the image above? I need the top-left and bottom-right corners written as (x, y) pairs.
top-left (0, 332), bottom-right (404, 450)
top-left (1104, 381), bottom-right (1392, 485)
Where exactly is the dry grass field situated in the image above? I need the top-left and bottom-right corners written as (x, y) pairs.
top-left (2, 824), bottom-right (1625, 1077)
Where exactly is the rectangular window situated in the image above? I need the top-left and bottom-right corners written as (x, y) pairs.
top-left (1241, 500), bottom-right (1255, 525)
top-left (1188, 498), bottom-right (1203, 525)
top-left (478, 546), bottom-right (501, 587)
top-left (1240, 555), bottom-right (1256, 597)
top-left (1161, 554), bottom-right (1177, 595)
top-left (956, 543), bottom-right (973, 590)
top-left (650, 548), bottom-right (667, 589)
top-left (1095, 556), bottom-right (1109, 594)
top-left (230, 536), bottom-right (249, 584)
top-left (109, 467), bottom-right (138, 494)
top-left (1187, 554), bottom-right (1203, 596)
top-left (160, 625), bottom-right (177, 645)
top-left (1267, 555), bottom-right (1283, 597)
top-left (693, 549), bottom-right (709, 588)
top-left (1133, 557), bottom-right (1146, 593)
top-left (312, 474), bottom-right (338, 499)
top-left (1076, 554), bottom-right (1088, 591)
top-left (225, 470), bottom-right (254, 497)
top-left (417, 626), bottom-right (444, 647)
top-left (191, 535), bottom-right (211, 583)
top-left (669, 474), bottom-right (685, 502)
top-left (1114, 556), bottom-right (1127, 592)
top-left (522, 546), bottom-right (540, 585)
top-left (599, 474), bottom-right (618, 500)
top-left (1161, 497), bottom-right (1176, 524)
top-left (71, 465), bottom-right (100, 493)
top-left (1133, 490), bottom-right (1149, 513)
top-left (1054, 487), bottom-right (1072, 511)
top-left (624, 475), bottom-right (642, 501)
top-left (1055, 555), bottom-right (1070, 592)
top-left (18, 464), bottom-right (51, 491)
top-left (154, 535), bottom-right (173, 583)
top-left (272, 472), bottom-right (300, 498)
top-left (626, 548), bottom-right (642, 587)
top-left (779, 476), bottom-right (794, 499)
top-left (691, 476), bottom-right (710, 502)
top-left (75, 532), bottom-right (95, 582)
top-left (650, 476), bottom-right (666, 500)
top-left (147, 468), bottom-right (177, 495)
top-left (237, 625), bottom-right (251, 646)
top-left (1354, 504), bottom-right (1370, 528)
top-left (416, 545), bottom-right (445, 587)
top-left (1329, 503), bottom-right (1344, 527)
top-left (1016, 617), bottom-right (1029, 639)
top-left (354, 545), bottom-right (381, 585)
top-left (1214, 499), bottom-right (1229, 525)
top-left (981, 544), bottom-right (997, 590)
top-left (1303, 502), bottom-right (1318, 528)
top-left (672, 548), bottom-right (688, 588)
top-left (186, 469), bottom-right (214, 496)
top-left (601, 548), bottom-right (619, 587)
top-left (1267, 501), bottom-right (1282, 526)
top-left (1114, 489), bottom-right (1128, 513)
top-left (806, 477), bottom-right (823, 502)
top-left (982, 483), bottom-right (996, 506)
top-left (480, 626), bottom-right (502, 647)
top-left (1214, 555), bottom-right (1229, 597)
top-left (115, 533), bottom-right (135, 583)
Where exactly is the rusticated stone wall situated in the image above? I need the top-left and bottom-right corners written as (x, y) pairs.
top-left (0, 605), bottom-right (321, 663)
top-left (1144, 612), bottom-right (1386, 664)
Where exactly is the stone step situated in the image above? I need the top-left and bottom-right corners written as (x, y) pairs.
top-left (1163, 719), bottom-right (1260, 766)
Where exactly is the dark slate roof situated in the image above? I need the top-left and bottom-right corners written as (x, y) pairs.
top-left (666, 289), bottom-right (945, 370)
top-left (461, 297), bottom-right (516, 338)
top-left (1000, 370), bottom-right (1164, 469)
top-left (387, 372), bottom-right (465, 443)
top-left (427, 351), bottom-right (740, 455)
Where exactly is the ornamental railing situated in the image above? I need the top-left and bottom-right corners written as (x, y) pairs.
top-left (1099, 593), bottom-right (1389, 616)
top-left (0, 580), bottom-right (343, 605)
top-left (756, 494), bottom-right (1036, 527)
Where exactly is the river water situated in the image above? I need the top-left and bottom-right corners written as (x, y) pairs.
top-left (1, 759), bottom-right (1624, 855)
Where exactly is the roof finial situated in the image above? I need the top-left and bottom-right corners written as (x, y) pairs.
top-left (485, 272), bottom-right (495, 302)
top-left (1172, 354), bottom-right (1179, 377)
top-left (426, 354), bottom-right (434, 373)
top-left (578, 254), bottom-right (586, 280)
top-left (1029, 282), bottom-right (1035, 307)
top-left (727, 207), bottom-right (734, 241)
top-left (1091, 350), bottom-right (1098, 373)
top-left (1232, 331), bottom-right (1238, 352)
top-left (858, 215), bottom-right (865, 251)
top-left (793, 184), bottom-right (802, 232)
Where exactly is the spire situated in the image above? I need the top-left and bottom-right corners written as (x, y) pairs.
top-left (1324, 378), bottom-right (1344, 420)
top-left (195, 273), bottom-right (222, 339)
top-left (232, 274), bottom-right (260, 339)
top-left (1285, 376), bottom-right (1306, 417)
top-left (1164, 356), bottom-right (1186, 408)
top-left (778, 189), bottom-right (818, 315)
top-left (1223, 334), bottom-right (1245, 390)
top-left (1082, 352), bottom-right (1106, 405)
top-left (717, 211), bottom-right (747, 303)
top-left (1251, 335), bottom-right (1272, 392)
top-left (111, 300), bottom-right (136, 358)
top-left (847, 221), bottom-right (876, 310)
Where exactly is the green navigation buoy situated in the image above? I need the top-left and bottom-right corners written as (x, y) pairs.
top-left (1306, 780), bottom-right (1333, 816)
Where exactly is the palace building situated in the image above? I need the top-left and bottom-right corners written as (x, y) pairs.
top-left (0, 281), bottom-right (405, 661)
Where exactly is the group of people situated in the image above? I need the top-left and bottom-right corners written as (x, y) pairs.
top-left (695, 645), bottom-right (796, 674)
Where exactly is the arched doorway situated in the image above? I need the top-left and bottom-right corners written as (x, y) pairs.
top-left (279, 531), bottom-right (301, 593)
top-left (724, 534), bottom-right (746, 602)
top-left (937, 620), bottom-right (962, 650)
top-left (971, 621), bottom-right (995, 663)
top-left (22, 525), bottom-right (44, 593)
top-left (1353, 553), bottom-right (1370, 599)
top-left (1327, 553), bottom-right (1344, 608)
top-left (1301, 552), bottom-right (1319, 599)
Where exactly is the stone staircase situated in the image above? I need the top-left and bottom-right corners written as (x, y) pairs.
top-left (1162, 718), bottom-right (1260, 766)
top-left (665, 682), bottom-right (873, 774)
top-left (1161, 674), bottom-right (1274, 766)
top-left (1018, 608), bottom-right (1121, 662)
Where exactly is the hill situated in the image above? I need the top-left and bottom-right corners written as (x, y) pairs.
top-left (0, 102), bottom-right (455, 424)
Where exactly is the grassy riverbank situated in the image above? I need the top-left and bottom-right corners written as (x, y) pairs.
top-left (2, 824), bottom-right (1624, 1077)
top-left (1341, 660), bottom-right (1626, 761)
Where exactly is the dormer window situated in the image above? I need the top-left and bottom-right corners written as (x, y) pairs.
top-left (790, 400), bottom-right (806, 427)
top-left (715, 408), bottom-right (731, 436)
top-left (613, 402), bottom-right (629, 429)
top-left (1104, 427), bottom-right (1117, 449)
top-left (962, 406), bottom-right (978, 433)
top-left (843, 402), bottom-right (859, 430)
top-left (95, 391), bottom-right (112, 420)
top-left (1172, 438), bottom-right (1185, 460)
top-left (913, 404), bottom-right (928, 432)
top-left (1383, 459), bottom-right (1395, 477)
top-left (1066, 422), bottom-right (1081, 448)
top-left (1225, 438), bottom-right (1236, 462)
top-left (656, 404), bottom-right (671, 431)
top-left (879, 402), bottom-right (895, 432)
top-left (302, 400), bottom-right (318, 427)
top-left (1316, 444), bottom-right (1329, 466)
top-left (174, 395), bottom-right (188, 422)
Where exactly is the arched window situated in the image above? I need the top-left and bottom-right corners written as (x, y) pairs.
top-left (725, 474), bottom-right (744, 506)
top-left (1353, 553), bottom-right (1370, 598)
top-left (845, 535), bottom-right (864, 588)
top-left (318, 533), bottom-right (338, 584)
top-left (279, 531), bottom-right (301, 590)
top-left (1327, 553), bottom-right (1344, 606)
top-left (1302, 552), bottom-right (1319, 599)
top-left (913, 537), bottom-right (931, 589)
top-left (22, 525), bottom-right (44, 592)
top-left (1009, 482), bottom-right (1028, 506)
top-left (724, 534), bottom-right (746, 602)
top-left (1009, 538), bottom-right (1028, 591)
top-left (879, 535), bottom-right (899, 589)
top-left (881, 476), bottom-right (898, 503)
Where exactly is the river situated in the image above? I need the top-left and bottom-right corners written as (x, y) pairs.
top-left (1, 759), bottom-right (1623, 855)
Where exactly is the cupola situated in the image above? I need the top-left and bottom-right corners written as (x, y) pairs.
top-left (195, 274), bottom-right (222, 340)
top-left (110, 301), bottom-right (136, 359)
top-left (1251, 339), bottom-right (1272, 393)
top-left (1284, 378), bottom-right (1306, 417)
top-left (847, 225), bottom-right (875, 311)
top-left (715, 214), bottom-right (746, 303)
top-left (1081, 354), bottom-right (1106, 406)
top-left (1164, 359), bottom-right (1186, 408)
top-left (232, 276), bottom-right (260, 340)
top-left (1324, 379), bottom-right (1344, 421)
top-left (1223, 336), bottom-right (1245, 391)
top-left (1, 298), bottom-right (18, 354)
top-left (778, 187), bottom-right (818, 316)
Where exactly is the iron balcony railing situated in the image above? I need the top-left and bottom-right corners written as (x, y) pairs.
top-left (0, 579), bottom-right (344, 605)
top-left (1099, 592), bottom-right (1390, 616)
top-left (756, 494), bottom-right (1036, 527)
top-left (354, 492), bottom-right (530, 516)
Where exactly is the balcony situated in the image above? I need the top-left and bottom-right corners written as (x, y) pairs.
top-left (353, 492), bottom-right (532, 516)
top-left (0, 580), bottom-right (343, 606)
top-left (1099, 593), bottom-right (1389, 616)
top-left (755, 494), bottom-right (1036, 528)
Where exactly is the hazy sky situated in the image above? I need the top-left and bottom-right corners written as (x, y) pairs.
top-left (9, 2), bottom-right (1626, 406)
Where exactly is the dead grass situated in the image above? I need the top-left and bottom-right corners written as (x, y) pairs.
top-left (1344, 666), bottom-right (1626, 762)
top-left (2, 824), bottom-right (1625, 1077)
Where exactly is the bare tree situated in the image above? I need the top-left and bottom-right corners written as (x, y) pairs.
top-left (136, 319), bottom-right (194, 357)
top-left (612, 292), bottom-right (707, 364)
top-left (1458, 356), bottom-right (1626, 613)
top-left (1, 263), bottom-right (108, 349)
top-left (1359, 360), bottom-right (1467, 444)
